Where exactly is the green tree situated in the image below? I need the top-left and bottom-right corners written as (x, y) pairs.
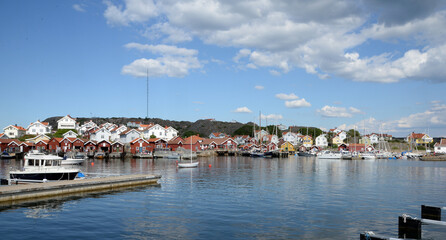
top-left (183, 130), bottom-right (202, 138)
top-left (150, 134), bottom-right (157, 139)
top-left (346, 129), bottom-right (361, 143)
top-left (233, 124), bottom-right (254, 137)
top-left (53, 129), bottom-right (78, 138)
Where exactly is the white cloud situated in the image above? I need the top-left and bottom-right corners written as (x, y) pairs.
top-left (123, 43), bottom-right (202, 78)
top-left (261, 113), bottom-right (283, 121)
top-left (285, 99), bottom-right (311, 108)
top-left (104, 0), bottom-right (158, 26)
top-left (104, 0), bottom-right (446, 83)
top-left (73, 4), bottom-right (86, 12)
top-left (318, 105), bottom-right (363, 118)
top-left (275, 93), bottom-right (299, 100)
top-left (125, 43), bottom-right (197, 56)
top-left (254, 85), bottom-right (264, 90)
top-left (233, 107), bottom-right (252, 113)
top-left (122, 56), bottom-right (201, 78)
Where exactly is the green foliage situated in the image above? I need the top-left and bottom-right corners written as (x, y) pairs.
top-left (265, 125), bottom-right (282, 138)
top-left (18, 135), bottom-right (36, 141)
top-left (233, 124), bottom-right (254, 137)
top-left (150, 134), bottom-right (157, 139)
top-left (183, 130), bottom-right (202, 138)
top-left (295, 127), bottom-right (323, 137)
top-left (53, 129), bottom-right (78, 138)
top-left (346, 129), bottom-right (361, 142)
top-left (332, 144), bottom-right (338, 149)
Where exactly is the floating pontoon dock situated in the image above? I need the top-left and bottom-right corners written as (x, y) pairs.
top-left (0, 174), bottom-right (161, 203)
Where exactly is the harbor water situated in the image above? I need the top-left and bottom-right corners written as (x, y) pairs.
top-left (1, 156), bottom-right (446, 239)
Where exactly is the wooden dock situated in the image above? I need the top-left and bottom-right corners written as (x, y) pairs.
top-left (0, 174), bottom-right (161, 204)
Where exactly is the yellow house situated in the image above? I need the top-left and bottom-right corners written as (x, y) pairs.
top-left (407, 133), bottom-right (434, 145)
top-left (332, 136), bottom-right (343, 145)
top-left (280, 141), bottom-right (295, 152)
top-left (302, 135), bottom-right (313, 147)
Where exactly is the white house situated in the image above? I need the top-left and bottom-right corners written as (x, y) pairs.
top-left (164, 126), bottom-right (179, 141)
top-left (77, 120), bottom-right (97, 134)
top-left (337, 131), bottom-right (347, 141)
top-left (369, 134), bottom-right (379, 144)
top-left (26, 121), bottom-right (52, 135)
top-left (90, 127), bottom-right (111, 141)
top-left (255, 130), bottom-right (270, 142)
top-left (57, 115), bottom-right (77, 129)
top-left (142, 124), bottom-right (166, 139)
top-left (282, 132), bottom-right (298, 145)
top-left (434, 139), bottom-right (446, 154)
top-left (110, 125), bottom-right (128, 141)
top-left (63, 130), bottom-right (78, 138)
top-left (262, 134), bottom-right (279, 144)
top-left (315, 134), bottom-right (328, 148)
top-left (119, 129), bottom-right (141, 143)
top-left (3, 125), bottom-right (26, 138)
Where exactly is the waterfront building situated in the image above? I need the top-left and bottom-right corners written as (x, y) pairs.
top-left (129, 138), bottom-right (151, 154)
top-left (209, 132), bottom-right (228, 139)
top-left (90, 127), bottom-right (112, 142)
top-left (406, 132), bottom-right (434, 145)
top-left (110, 125), bottom-right (128, 142)
top-left (77, 120), bottom-right (98, 134)
top-left (332, 135), bottom-right (344, 146)
top-left (57, 115), bottom-right (78, 129)
top-left (315, 134), bottom-right (328, 148)
top-left (167, 136), bottom-right (184, 151)
top-left (280, 141), bottom-right (295, 152)
top-left (3, 125), bottom-right (26, 138)
top-left (63, 130), bottom-right (78, 139)
top-left (434, 139), bottom-right (446, 154)
top-left (26, 121), bottom-right (52, 135)
top-left (25, 134), bottom-right (51, 144)
top-left (119, 129), bottom-right (141, 143)
top-left (164, 126), bottom-right (179, 141)
top-left (302, 135), bottom-right (313, 148)
top-left (282, 132), bottom-right (299, 145)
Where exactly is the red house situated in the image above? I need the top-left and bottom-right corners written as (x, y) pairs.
top-left (72, 138), bottom-right (86, 151)
top-left (84, 140), bottom-right (98, 152)
top-left (7, 140), bottom-right (22, 153)
top-left (34, 140), bottom-right (48, 152)
top-left (20, 141), bottom-right (34, 152)
top-left (147, 138), bottom-right (168, 152)
top-left (111, 141), bottom-right (124, 153)
top-left (183, 135), bottom-right (203, 152)
top-left (167, 136), bottom-right (184, 151)
top-left (97, 140), bottom-right (112, 153)
top-left (48, 138), bottom-right (63, 153)
top-left (130, 138), bottom-right (150, 154)
top-left (0, 139), bottom-right (15, 152)
top-left (60, 138), bottom-right (76, 152)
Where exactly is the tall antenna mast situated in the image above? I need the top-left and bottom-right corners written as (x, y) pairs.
top-left (146, 68), bottom-right (149, 119)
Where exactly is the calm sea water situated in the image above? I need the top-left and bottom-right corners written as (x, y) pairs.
top-left (1, 156), bottom-right (446, 239)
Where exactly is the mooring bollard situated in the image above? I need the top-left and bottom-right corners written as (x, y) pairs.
top-left (398, 215), bottom-right (421, 239)
top-left (421, 205), bottom-right (442, 221)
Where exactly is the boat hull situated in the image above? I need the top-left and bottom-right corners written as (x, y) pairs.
top-left (10, 171), bottom-right (79, 181)
top-left (178, 162), bottom-right (199, 168)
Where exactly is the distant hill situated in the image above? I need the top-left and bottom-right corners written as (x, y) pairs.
top-left (43, 116), bottom-right (248, 137)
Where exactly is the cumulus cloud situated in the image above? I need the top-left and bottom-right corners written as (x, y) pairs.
top-left (233, 107), bottom-right (252, 113)
top-left (122, 43), bottom-right (202, 78)
top-left (254, 85), bottom-right (264, 90)
top-left (104, 0), bottom-right (158, 26)
top-left (73, 4), bottom-right (86, 12)
top-left (285, 99), bottom-right (311, 108)
top-left (318, 105), bottom-right (363, 118)
top-left (261, 113), bottom-right (283, 121)
top-left (105, 0), bottom-right (446, 83)
top-left (275, 93), bottom-right (299, 100)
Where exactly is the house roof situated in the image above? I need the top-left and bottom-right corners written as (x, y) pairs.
top-left (49, 138), bottom-right (64, 143)
top-left (57, 115), bottom-right (76, 122)
top-left (147, 138), bottom-right (167, 143)
top-left (130, 138), bottom-right (150, 145)
top-left (184, 135), bottom-right (204, 144)
top-left (408, 133), bottom-right (426, 139)
top-left (120, 129), bottom-right (140, 135)
top-left (168, 136), bottom-right (184, 144)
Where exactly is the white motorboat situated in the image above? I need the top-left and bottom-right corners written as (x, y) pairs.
top-left (62, 153), bottom-right (87, 165)
top-left (360, 152), bottom-right (376, 159)
top-left (9, 152), bottom-right (80, 181)
top-left (317, 150), bottom-right (342, 159)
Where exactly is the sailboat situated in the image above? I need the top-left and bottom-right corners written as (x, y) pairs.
top-left (178, 136), bottom-right (199, 168)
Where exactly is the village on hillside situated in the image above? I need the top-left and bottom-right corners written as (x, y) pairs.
top-left (0, 115), bottom-right (445, 159)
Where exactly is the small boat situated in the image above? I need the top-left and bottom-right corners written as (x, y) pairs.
top-left (1, 150), bottom-right (14, 159)
top-left (317, 150), bottom-right (342, 159)
top-left (178, 138), bottom-right (198, 168)
top-left (298, 151), bottom-right (316, 157)
top-left (9, 152), bottom-right (80, 181)
top-left (62, 153), bottom-right (87, 165)
top-left (250, 150), bottom-right (264, 157)
top-left (360, 152), bottom-right (376, 160)
top-left (94, 152), bottom-right (106, 159)
top-left (166, 152), bottom-right (181, 159)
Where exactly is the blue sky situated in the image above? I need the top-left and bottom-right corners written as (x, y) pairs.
top-left (1, 0), bottom-right (446, 137)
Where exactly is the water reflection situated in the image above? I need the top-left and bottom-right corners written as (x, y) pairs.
top-left (1, 156), bottom-right (446, 239)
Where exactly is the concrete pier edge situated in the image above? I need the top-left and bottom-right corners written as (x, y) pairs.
top-left (0, 174), bottom-right (161, 203)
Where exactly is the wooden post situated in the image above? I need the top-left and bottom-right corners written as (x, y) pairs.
top-left (421, 205), bottom-right (441, 221)
top-left (398, 215), bottom-right (421, 239)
